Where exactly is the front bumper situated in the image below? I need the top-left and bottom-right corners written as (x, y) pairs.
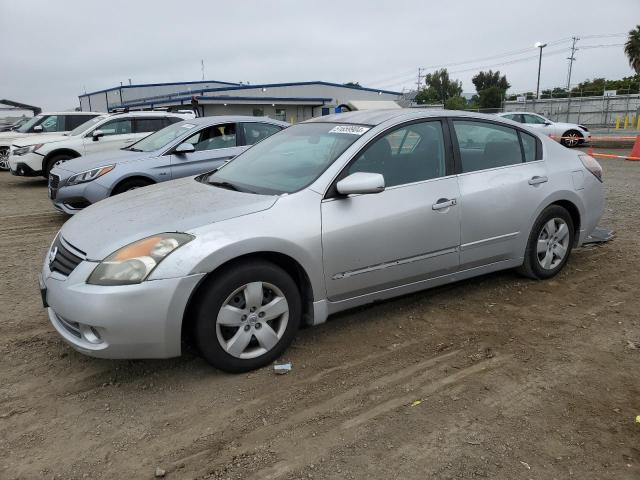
top-left (42, 257), bottom-right (205, 359)
top-left (50, 178), bottom-right (111, 215)
top-left (9, 152), bottom-right (43, 176)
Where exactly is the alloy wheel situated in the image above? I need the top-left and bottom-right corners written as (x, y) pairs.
top-left (216, 281), bottom-right (289, 359)
top-left (564, 132), bottom-right (580, 147)
top-left (536, 218), bottom-right (570, 270)
top-left (0, 148), bottom-right (9, 170)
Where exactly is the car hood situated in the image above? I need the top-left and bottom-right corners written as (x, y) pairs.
top-left (12, 133), bottom-right (69, 148)
top-left (59, 177), bottom-right (278, 260)
top-left (0, 131), bottom-right (29, 143)
top-left (54, 149), bottom-right (153, 176)
top-left (552, 122), bottom-right (587, 131)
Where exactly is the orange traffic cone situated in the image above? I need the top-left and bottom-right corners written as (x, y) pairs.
top-left (628, 135), bottom-right (640, 161)
top-left (588, 146), bottom-right (594, 157)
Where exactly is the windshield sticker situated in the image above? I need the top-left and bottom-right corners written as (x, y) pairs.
top-left (180, 123), bottom-right (196, 129)
top-left (329, 125), bottom-right (370, 135)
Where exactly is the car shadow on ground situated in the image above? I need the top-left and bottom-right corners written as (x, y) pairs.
top-left (7, 177), bottom-right (47, 188)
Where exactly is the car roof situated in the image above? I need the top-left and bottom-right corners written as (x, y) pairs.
top-left (37, 111), bottom-right (103, 116)
top-left (172, 115), bottom-right (289, 126)
top-left (498, 112), bottom-right (544, 116)
top-left (303, 109), bottom-right (521, 126)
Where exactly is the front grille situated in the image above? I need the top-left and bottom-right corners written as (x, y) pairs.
top-left (49, 237), bottom-right (84, 276)
top-left (48, 174), bottom-right (60, 199)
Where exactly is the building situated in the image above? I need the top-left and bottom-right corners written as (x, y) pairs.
top-left (78, 80), bottom-right (402, 122)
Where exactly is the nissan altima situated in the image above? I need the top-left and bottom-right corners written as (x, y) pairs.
top-left (40, 110), bottom-right (604, 372)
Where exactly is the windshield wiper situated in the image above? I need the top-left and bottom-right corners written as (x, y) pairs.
top-left (209, 180), bottom-right (240, 191)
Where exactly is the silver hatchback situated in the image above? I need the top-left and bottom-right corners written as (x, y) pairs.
top-left (40, 110), bottom-right (604, 372)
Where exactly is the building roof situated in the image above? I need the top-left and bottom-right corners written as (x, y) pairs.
top-left (79, 79), bottom-right (240, 98)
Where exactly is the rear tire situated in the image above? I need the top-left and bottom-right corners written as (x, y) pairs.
top-left (518, 205), bottom-right (574, 280)
top-left (560, 130), bottom-right (582, 148)
top-left (193, 260), bottom-right (301, 373)
top-left (111, 178), bottom-right (153, 195)
top-left (44, 154), bottom-right (74, 177)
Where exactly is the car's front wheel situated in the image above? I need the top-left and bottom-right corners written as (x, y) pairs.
top-left (518, 205), bottom-right (574, 279)
top-left (0, 147), bottom-right (9, 171)
top-left (194, 260), bottom-right (301, 373)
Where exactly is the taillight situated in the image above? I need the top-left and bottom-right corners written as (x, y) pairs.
top-left (579, 154), bottom-right (603, 182)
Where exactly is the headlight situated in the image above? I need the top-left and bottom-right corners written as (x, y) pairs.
top-left (13, 144), bottom-right (44, 156)
top-left (67, 165), bottom-right (115, 185)
top-left (87, 233), bottom-right (193, 286)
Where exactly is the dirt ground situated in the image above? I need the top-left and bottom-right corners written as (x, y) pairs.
top-left (1, 150), bottom-right (639, 480)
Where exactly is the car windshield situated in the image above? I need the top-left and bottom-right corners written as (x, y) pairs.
top-left (206, 122), bottom-right (368, 194)
top-left (16, 115), bottom-right (45, 133)
top-left (68, 115), bottom-right (108, 136)
top-left (126, 121), bottom-right (196, 152)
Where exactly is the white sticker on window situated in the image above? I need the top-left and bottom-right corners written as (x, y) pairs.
top-left (329, 125), bottom-right (370, 135)
top-left (181, 123), bottom-right (196, 129)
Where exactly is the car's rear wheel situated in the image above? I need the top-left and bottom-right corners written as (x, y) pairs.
top-left (518, 205), bottom-right (574, 279)
top-left (111, 178), bottom-right (153, 195)
top-left (0, 147), bottom-right (9, 171)
top-left (560, 130), bottom-right (582, 148)
top-left (45, 154), bottom-right (74, 177)
top-left (193, 260), bottom-right (301, 373)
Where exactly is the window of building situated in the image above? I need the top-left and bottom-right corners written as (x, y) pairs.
top-left (252, 108), bottom-right (264, 117)
top-left (275, 108), bottom-right (286, 121)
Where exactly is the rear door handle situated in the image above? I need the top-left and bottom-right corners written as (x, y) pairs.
top-left (432, 198), bottom-right (457, 210)
top-left (528, 175), bottom-right (548, 185)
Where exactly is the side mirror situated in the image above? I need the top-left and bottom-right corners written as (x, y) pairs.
top-left (174, 142), bottom-right (195, 154)
top-left (32, 125), bottom-right (43, 133)
top-left (336, 172), bottom-right (385, 196)
top-left (544, 121), bottom-right (552, 126)
top-left (92, 129), bottom-right (104, 141)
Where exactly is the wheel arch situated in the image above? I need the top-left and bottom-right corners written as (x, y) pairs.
top-left (181, 251), bottom-right (316, 344)
top-left (110, 175), bottom-right (156, 195)
top-left (550, 199), bottom-right (581, 246)
top-left (42, 148), bottom-right (82, 170)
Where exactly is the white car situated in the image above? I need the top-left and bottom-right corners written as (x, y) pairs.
top-left (497, 112), bottom-right (591, 148)
top-left (0, 112), bottom-right (102, 170)
top-left (9, 111), bottom-right (194, 177)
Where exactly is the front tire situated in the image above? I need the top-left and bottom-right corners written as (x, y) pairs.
top-left (518, 205), bottom-right (574, 280)
top-left (0, 147), bottom-right (9, 171)
top-left (45, 154), bottom-right (74, 177)
top-left (193, 260), bottom-right (301, 373)
top-left (560, 130), bottom-right (582, 148)
top-left (111, 178), bottom-right (153, 195)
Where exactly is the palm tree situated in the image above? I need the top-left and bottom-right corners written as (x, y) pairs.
top-left (625, 25), bottom-right (640, 73)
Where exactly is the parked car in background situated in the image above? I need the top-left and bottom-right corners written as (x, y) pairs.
top-left (40, 110), bottom-right (604, 373)
top-left (0, 117), bottom-right (31, 132)
top-left (497, 112), bottom-right (591, 147)
top-left (48, 116), bottom-right (288, 214)
top-left (0, 112), bottom-right (102, 170)
top-left (8, 111), bottom-right (193, 177)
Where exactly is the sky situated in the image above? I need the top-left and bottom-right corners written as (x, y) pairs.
top-left (1, 0), bottom-right (638, 111)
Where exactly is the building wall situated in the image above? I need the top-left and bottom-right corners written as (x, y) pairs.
top-left (202, 104), bottom-right (315, 123)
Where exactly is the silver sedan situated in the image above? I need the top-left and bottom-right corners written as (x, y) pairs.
top-left (40, 110), bottom-right (604, 372)
top-left (48, 116), bottom-right (288, 214)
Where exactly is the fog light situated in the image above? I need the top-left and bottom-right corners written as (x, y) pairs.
top-left (80, 325), bottom-right (103, 344)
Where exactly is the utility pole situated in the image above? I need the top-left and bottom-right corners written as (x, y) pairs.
top-left (416, 67), bottom-right (424, 93)
top-left (566, 37), bottom-right (579, 122)
top-left (201, 60), bottom-right (205, 81)
top-left (535, 42), bottom-right (547, 100)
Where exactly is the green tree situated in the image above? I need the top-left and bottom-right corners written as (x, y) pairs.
top-left (471, 70), bottom-right (510, 93)
top-left (478, 86), bottom-right (504, 110)
top-left (624, 25), bottom-right (640, 73)
top-left (415, 68), bottom-right (463, 104)
top-left (444, 96), bottom-right (467, 110)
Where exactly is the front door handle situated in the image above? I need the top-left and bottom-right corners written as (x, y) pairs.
top-left (432, 198), bottom-right (457, 210)
top-left (528, 175), bottom-right (548, 185)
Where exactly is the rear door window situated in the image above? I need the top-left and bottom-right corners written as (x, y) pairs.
top-left (134, 117), bottom-right (167, 133)
top-left (241, 122), bottom-right (283, 146)
top-left (453, 120), bottom-right (524, 173)
top-left (183, 123), bottom-right (237, 151)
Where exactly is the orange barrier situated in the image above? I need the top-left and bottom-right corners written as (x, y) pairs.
top-left (550, 135), bottom-right (639, 141)
top-left (587, 135), bottom-right (640, 161)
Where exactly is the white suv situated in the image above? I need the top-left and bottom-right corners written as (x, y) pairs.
top-left (9, 111), bottom-right (194, 177)
top-left (0, 112), bottom-right (102, 170)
